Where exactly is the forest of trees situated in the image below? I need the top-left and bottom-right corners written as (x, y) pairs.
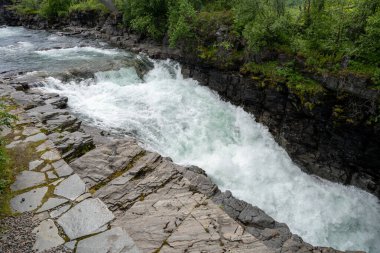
top-left (11, 0), bottom-right (380, 85)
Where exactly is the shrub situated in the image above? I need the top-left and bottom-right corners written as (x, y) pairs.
top-left (39, 0), bottom-right (72, 18)
top-left (168, 0), bottom-right (196, 47)
top-left (69, 0), bottom-right (109, 13)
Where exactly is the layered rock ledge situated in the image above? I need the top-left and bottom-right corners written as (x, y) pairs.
top-left (0, 70), bottom-right (356, 252)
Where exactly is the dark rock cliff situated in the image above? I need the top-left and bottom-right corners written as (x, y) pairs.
top-left (1, 9), bottom-right (379, 198)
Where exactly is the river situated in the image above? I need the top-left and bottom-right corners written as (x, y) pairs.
top-left (1, 26), bottom-right (379, 253)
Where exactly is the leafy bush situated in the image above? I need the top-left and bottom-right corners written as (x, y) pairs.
top-left (11, 0), bottom-right (40, 15)
top-left (234, 0), bottom-right (295, 53)
top-left (168, 0), bottom-right (196, 47)
top-left (358, 9), bottom-right (380, 65)
top-left (69, 0), bottom-right (109, 13)
top-left (122, 0), bottom-right (168, 40)
top-left (39, 0), bottom-right (72, 18)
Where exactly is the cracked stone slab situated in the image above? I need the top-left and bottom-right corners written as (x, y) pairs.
top-left (54, 174), bottom-right (86, 200)
top-left (47, 171), bottom-right (57, 179)
top-left (76, 227), bottom-right (139, 253)
top-left (41, 150), bottom-right (61, 161)
top-left (41, 164), bottom-right (53, 172)
top-left (10, 187), bottom-right (48, 213)
top-left (112, 178), bottom-right (206, 253)
top-left (29, 160), bottom-right (44, 171)
top-left (162, 201), bottom-right (272, 253)
top-left (64, 241), bottom-right (77, 251)
top-left (70, 139), bottom-right (144, 188)
top-left (32, 219), bottom-right (65, 252)
top-left (37, 197), bottom-right (68, 213)
top-left (10, 171), bottom-right (46, 191)
top-left (52, 159), bottom-right (74, 177)
top-left (24, 133), bottom-right (47, 143)
top-left (50, 204), bottom-right (71, 218)
top-left (57, 198), bottom-right (115, 240)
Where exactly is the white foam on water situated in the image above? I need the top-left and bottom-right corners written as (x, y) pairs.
top-left (41, 60), bottom-right (380, 253)
top-left (35, 46), bottom-right (125, 59)
top-left (0, 41), bottom-right (34, 52)
top-left (0, 27), bottom-right (26, 38)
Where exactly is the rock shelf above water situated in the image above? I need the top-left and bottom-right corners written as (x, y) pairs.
top-left (0, 66), bottom-right (357, 253)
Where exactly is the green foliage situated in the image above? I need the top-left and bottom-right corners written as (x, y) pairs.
top-left (0, 104), bottom-right (16, 130)
top-left (69, 0), bottom-right (109, 12)
top-left (168, 0), bottom-right (196, 47)
top-left (122, 0), bottom-right (168, 40)
top-left (39, 0), bottom-right (72, 18)
top-left (13, 0), bottom-right (108, 18)
top-left (11, 0), bottom-right (40, 15)
top-left (234, 0), bottom-right (295, 53)
top-left (358, 9), bottom-right (380, 65)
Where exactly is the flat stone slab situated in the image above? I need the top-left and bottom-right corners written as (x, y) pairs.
top-left (29, 160), bottom-right (44, 170)
top-left (32, 219), bottom-right (65, 252)
top-left (6, 140), bottom-right (22, 149)
top-left (50, 204), bottom-right (71, 218)
top-left (76, 227), bottom-right (139, 253)
top-left (10, 187), bottom-right (48, 213)
top-left (24, 133), bottom-right (47, 143)
top-left (10, 171), bottom-right (46, 191)
top-left (54, 174), bottom-right (86, 200)
top-left (36, 140), bottom-right (55, 152)
top-left (41, 150), bottom-right (61, 161)
top-left (37, 197), bottom-right (68, 213)
top-left (22, 127), bottom-right (40, 136)
top-left (52, 159), bottom-right (73, 177)
top-left (47, 171), bottom-right (57, 179)
top-left (57, 198), bottom-right (115, 240)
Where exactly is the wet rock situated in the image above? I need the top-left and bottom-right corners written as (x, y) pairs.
top-left (10, 91), bottom-right (44, 109)
top-left (70, 138), bottom-right (143, 188)
top-left (57, 198), bottom-right (115, 240)
top-left (95, 153), bottom-right (178, 211)
top-left (182, 166), bottom-right (218, 197)
top-left (11, 187), bottom-right (48, 213)
top-left (27, 104), bottom-right (81, 133)
top-left (45, 96), bottom-right (68, 109)
top-left (76, 227), bottom-right (139, 253)
top-left (49, 131), bottom-right (94, 162)
top-left (32, 219), bottom-right (65, 252)
top-left (212, 191), bottom-right (292, 249)
top-left (10, 170), bottom-right (46, 191)
top-left (54, 174), bottom-right (87, 200)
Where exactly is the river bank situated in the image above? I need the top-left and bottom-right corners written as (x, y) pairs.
top-left (2, 10), bottom-right (379, 198)
top-left (0, 71), bottom-right (356, 252)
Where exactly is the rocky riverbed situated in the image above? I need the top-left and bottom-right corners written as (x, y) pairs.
top-left (0, 73), bottom-right (358, 253)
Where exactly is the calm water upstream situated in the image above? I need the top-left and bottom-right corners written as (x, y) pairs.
top-left (1, 26), bottom-right (379, 252)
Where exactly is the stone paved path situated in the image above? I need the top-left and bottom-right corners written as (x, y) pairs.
top-left (0, 76), bottom-right (349, 253)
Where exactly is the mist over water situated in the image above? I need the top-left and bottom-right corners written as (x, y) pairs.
top-left (1, 26), bottom-right (379, 253)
